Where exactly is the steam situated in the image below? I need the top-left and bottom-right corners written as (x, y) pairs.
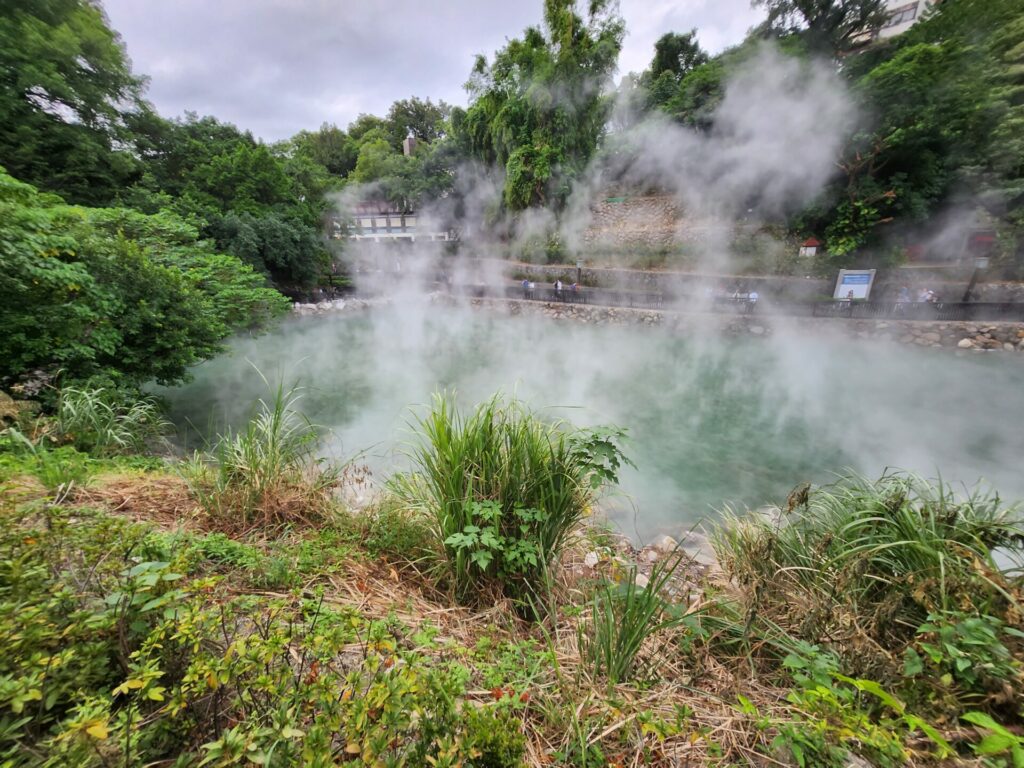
top-left (562, 45), bottom-right (854, 273)
top-left (162, 305), bottom-right (1024, 541)
top-left (163, 44), bottom-right (1024, 543)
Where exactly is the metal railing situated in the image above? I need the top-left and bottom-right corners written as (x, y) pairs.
top-left (456, 284), bottom-right (1024, 322)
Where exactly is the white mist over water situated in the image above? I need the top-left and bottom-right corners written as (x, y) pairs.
top-left (160, 302), bottom-right (1024, 542)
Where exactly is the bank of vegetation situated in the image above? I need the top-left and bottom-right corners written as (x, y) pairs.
top-left (0, 386), bottom-right (1022, 767)
top-left (2, 1), bottom-right (1024, 763)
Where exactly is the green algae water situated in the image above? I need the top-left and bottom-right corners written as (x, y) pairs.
top-left (160, 303), bottom-right (1024, 539)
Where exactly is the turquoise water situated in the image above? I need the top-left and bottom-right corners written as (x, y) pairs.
top-left (159, 303), bottom-right (1024, 539)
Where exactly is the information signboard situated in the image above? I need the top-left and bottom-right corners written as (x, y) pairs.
top-left (833, 269), bottom-right (876, 300)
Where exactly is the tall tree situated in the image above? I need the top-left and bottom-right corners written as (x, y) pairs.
top-left (458, 0), bottom-right (624, 210)
top-left (650, 30), bottom-right (709, 80)
top-left (386, 97), bottom-right (452, 146)
top-left (288, 122), bottom-right (358, 177)
top-left (751, 0), bottom-right (889, 52)
top-left (0, 0), bottom-right (147, 204)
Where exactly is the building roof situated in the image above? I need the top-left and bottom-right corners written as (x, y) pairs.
top-left (802, 237), bottom-right (822, 247)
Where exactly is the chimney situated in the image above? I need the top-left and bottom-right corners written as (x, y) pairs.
top-left (402, 133), bottom-right (417, 157)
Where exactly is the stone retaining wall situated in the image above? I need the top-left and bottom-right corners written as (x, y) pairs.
top-left (472, 298), bottom-right (1024, 353)
top-left (291, 295), bottom-right (1024, 354)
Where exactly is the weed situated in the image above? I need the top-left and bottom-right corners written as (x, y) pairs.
top-left (56, 386), bottom-right (169, 456)
top-left (358, 497), bottom-right (433, 564)
top-left (711, 472), bottom-right (1024, 674)
top-left (903, 610), bottom-right (1024, 706)
top-left (579, 552), bottom-right (689, 685)
top-left (961, 710), bottom-right (1024, 766)
top-left (392, 392), bottom-right (631, 614)
top-left (183, 384), bottom-right (338, 532)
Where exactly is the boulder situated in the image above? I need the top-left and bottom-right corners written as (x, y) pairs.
top-left (652, 534), bottom-right (678, 554)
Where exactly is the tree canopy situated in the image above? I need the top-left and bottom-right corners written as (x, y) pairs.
top-left (0, 0), bottom-right (146, 205)
top-left (457, 0), bottom-right (625, 210)
top-left (0, 166), bottom-right (288, 390)
top-left (751, 0), bottom-right (889, 52)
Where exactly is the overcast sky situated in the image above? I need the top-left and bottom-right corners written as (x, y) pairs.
top-left (101, 0), bottom-right (764, 142)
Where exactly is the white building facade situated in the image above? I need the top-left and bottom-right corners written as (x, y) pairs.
top-left (877, 0), bottom-right (934, 40)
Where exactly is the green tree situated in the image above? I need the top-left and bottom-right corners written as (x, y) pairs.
top-left (805, 0), bottom-right (1024, 261)
top-left (0, 0), bottom-right (146, 204)
top-left (287, 122), bottom-right (358, 177)
top-left (210, 211), bottom-right (327, 286)
top-left (751, 0), bottom-right (889, 52)
top-left (0, 167), bottom-right (288, 389)
top-left (458, 0), bottom-right (624, 210)
top-left (650, 30), bottom-right (709, 80)
top-left (386, 97), bottom-right (452, 146)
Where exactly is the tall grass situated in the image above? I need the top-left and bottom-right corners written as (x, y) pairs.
top-left (184, 385), bottom-right (337, 532)
top-left (711, 472), bottom-right (1024, 672)
top-left (579, 553), bottom-right (689, 685)
top-left (56, 386), bottom-right (169, 456)
top-left (392, 393), bottom-right (629, 611)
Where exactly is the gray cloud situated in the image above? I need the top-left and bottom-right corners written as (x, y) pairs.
top-left (101, 0), bottom-right (763, 141)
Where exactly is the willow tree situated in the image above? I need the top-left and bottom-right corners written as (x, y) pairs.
top-left (459, 0), bottom-right (624, 210)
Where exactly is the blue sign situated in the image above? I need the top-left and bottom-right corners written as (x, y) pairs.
top-left (841, 274), bottom-right (871, 284)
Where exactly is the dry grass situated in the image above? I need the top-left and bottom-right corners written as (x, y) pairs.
top-left (223, 537), bottom-right (785, 766)
top-left (72, 471), bottom-right (199, 527)
top-left (22, 466), bottom-right (975, 766)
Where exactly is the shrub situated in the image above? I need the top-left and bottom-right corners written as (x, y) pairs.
top-left (711, 472), bottom-right (1024, 677)
top-left (0, 497), bottom-right (526, 766)
top-left (56, 386), bottom-right (170, 456)
top-left (903, 610), bottom-right (1024, 708)
top-left (183, 385), bottom-right (338, 532)
top-left (359, 497), bottom-right (434, 564)
top-left (392, 393), bottom-right (631, 613)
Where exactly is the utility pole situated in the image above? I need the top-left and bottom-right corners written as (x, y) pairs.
top-left (961, 256), bottom-right (990, 303)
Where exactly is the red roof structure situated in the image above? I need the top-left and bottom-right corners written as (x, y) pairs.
top-left (802, 237), bottom-right (822, 247)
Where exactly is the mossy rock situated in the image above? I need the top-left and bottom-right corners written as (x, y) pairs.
top-left (0, 390), bottom-right (39, 425)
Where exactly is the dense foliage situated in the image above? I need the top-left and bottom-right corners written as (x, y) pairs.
top-left (0, 0), bottom-right (146, 206)
top-left (622, 0), bottom-right (1024, 272)
top-left (0, 167), bottom-right (288, 391)
top-left (456, 0), bottom-right (624, 211)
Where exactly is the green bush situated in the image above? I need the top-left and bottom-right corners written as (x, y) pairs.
top-left (0, 496), bottom-right (526, 767)
top-left (359, 497), bottom-right (434, 564)
top-left (903, 610), bottom-right (1024, 707)
top-left (392, 393), bottom-right (631, 613)
top-left (712, 473), bottom-right (1023, 661)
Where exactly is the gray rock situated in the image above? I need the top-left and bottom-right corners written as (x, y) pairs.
top-left (653, 534), bottom-right (678, 554)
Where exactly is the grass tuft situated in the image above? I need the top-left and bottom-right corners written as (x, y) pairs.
top-left (183, 384), bottom-right (338, 532)
top-left (56, 386), bottom-right (169, 456)
top-left (392, 392), bottom-right (630, 615)
top-left (711, 471), bottom-right (1024, 677)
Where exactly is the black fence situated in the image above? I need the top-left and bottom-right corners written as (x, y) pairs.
top-left (452, 283), bottom-right (1024, 322)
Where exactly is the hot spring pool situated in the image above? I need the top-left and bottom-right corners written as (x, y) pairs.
top-left (158, 302), bottom-right (1024, 540)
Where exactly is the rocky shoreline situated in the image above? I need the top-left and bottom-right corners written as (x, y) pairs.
top-left (292, 294), bottom-right (1024, 354)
